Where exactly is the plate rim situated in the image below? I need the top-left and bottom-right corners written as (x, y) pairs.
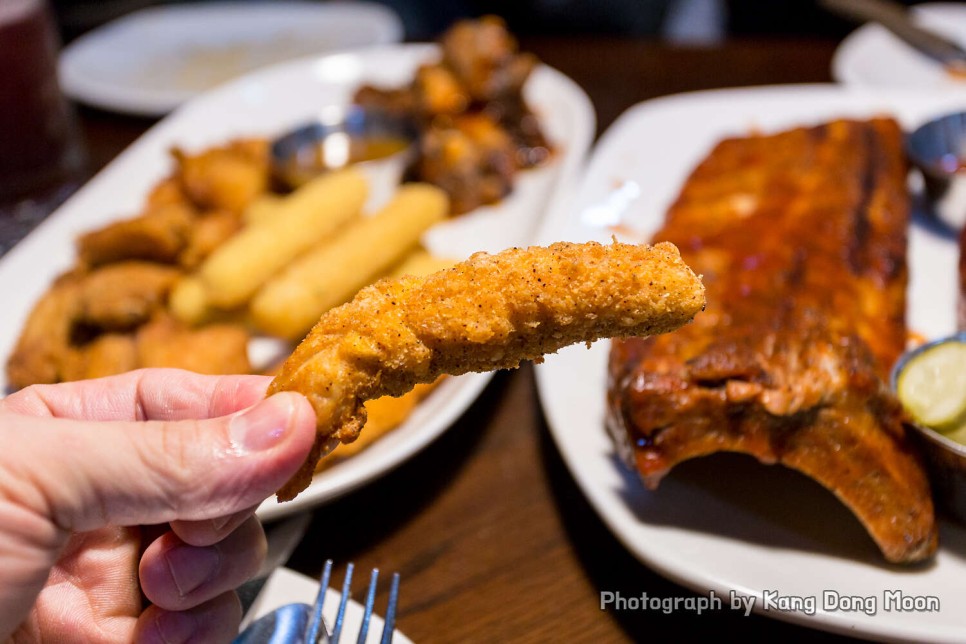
top-left (58, 0), bottom-right (405, 116)
top-left (831, 1), bottom-right (966, 89)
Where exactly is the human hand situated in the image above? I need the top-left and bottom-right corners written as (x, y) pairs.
top-left (0, 369), bottom-right (316, 643)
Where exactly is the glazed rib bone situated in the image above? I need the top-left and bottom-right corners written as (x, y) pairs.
top-left (607, 118), bottom-right (938, 563)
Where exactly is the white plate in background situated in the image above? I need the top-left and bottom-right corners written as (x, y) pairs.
top-left (534, 85), bottom-right (966, 642)
top-left (59, 1), bottom-right (404, 116)
top-left (832, 2), bottom-right (966, 91)
top-left (0, 43), bottom-right (595, 520)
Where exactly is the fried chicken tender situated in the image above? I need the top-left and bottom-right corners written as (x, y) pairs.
top-left (6, 274), bottom-right (83, 388)
top-left (136, 315), bottom-right (251, 374)
top-left (269, 240), bottom-right (705, 500)
top-left (77, 203), bottom-right (195, 267)
top-left (173, 139), bottom-right (269, 213)
top-left (61, 333), bottom-right (138, 382)
top-left (145, 176), bottom-right (191, 209)
top-left (76, 262), bottom-right (181, 331)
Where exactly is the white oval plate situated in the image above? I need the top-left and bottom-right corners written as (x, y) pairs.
top-left (59, 1), bottom-right (404, 116)
top-left (832, 2), bottom-right (966, 91)
top-left (533, 85), bottom-right (966, 642)
top-left (0, 44), bottom-right (595, 520)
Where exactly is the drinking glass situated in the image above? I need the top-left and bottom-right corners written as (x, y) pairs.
top-left (0, 0), bottom-right (84, 203)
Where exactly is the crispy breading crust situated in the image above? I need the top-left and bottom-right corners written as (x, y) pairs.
top-left (269, 240), bottom-right (706, 500)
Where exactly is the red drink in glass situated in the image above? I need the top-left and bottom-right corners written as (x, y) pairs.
top-left (0, 0), bottom-right (82, 201)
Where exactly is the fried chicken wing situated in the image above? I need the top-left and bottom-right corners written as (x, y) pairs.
top-left (269, 240), bottom-right (705, 500)
top-left (352, 16), bottom-right (551, 215)
top-left (417, 115), bottom-right (516, 214)
top-left (440, 15), bottom-right (535, 102)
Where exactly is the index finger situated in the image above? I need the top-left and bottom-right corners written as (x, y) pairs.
top-left (2, 369), bottom-right (273, 422)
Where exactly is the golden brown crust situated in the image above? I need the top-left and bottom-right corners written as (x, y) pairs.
top-left (136, 315), bottom-right (251, 375)
top-left (269, 240), bottom-right (705, 499)
top-left (61, 333), bottom-right (138, 381)
top-left (6, 275), bottom-right (84, 388)
top-left (76, 262), bottom-right (182, 331)
top-left (76, 204), bottom-right (196, 268)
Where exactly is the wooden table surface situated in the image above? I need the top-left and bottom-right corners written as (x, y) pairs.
top-left (27, 36), bottom-right (866, 643)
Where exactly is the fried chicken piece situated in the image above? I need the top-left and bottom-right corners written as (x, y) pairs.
top-left (136, 315), bottom-right (250, 374)
top-left (77, 262), bottom-right (182, 331)
top-left (7, 263), bottom-right (182, 388)
top-left (173, 139), bottom-right (269, 214)
top-left (6, 273), bottom-right (83, 389)
top-left (145, 175), bottom-right (191, 209)
top-left (179, 210), bottom-right (244, 270)
top-left (269, 240), bottom-right (705, 500)
top-left (77, 203), bottom-right (196, 267)
top-left (414, 65), bottom-right (469, 116)
top-left (440, 15), bottom-right (536, 102)
top-left (61, 333), bottom-right (138, 381)
top-left (418, 114), bottom-right (516, 214)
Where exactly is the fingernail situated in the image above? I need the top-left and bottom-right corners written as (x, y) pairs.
top-left (154, 609), bottom-right (196, 644)
top-left (229, 395), bottom-right (294, 453)
top-left (210, 515), bottom-right (231, 532)
top-left (166, 545), bottom-right (220, 597)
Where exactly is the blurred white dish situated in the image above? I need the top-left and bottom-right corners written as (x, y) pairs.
top-left (534, 85), bottom-right (966, 642)
top-left (59, 1), bottom-right (404, 116)
top-left (246, 567), bottom-right (413, 644)
top-left (0, 43), bottom-right (594, 520)
top-left (832, 2), bottom-right (966, 90)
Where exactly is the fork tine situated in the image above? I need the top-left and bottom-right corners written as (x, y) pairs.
top-left (379, 572), bottom-right (400, 644)
top-left (330, 562), bottom-right (354, 644)
top-left (306, 559), bottom-right (333, 644)
top-left (355, 568), bottom-right (379, 644)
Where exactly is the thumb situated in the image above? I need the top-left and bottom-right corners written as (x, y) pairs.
top-left (4, 392), bottom-right (316, 532)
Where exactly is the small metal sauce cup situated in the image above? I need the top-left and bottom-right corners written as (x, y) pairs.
top-left (891, 332), bottom-right (966, 524)
top-left (271, 105), bottom-right (417, 211)
top-left (907, 111), bottom-right (966, 231)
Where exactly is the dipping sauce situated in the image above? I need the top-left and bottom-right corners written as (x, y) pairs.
top-left (946, 61), bottom-right (966, 81)
top-left (276, 133), bottom-right (412, 189)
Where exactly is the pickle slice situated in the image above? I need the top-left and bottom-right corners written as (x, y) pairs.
top-left (897, 341), bottom-right (966, 431)
top-left (943, 422), bottom-right (966, 445)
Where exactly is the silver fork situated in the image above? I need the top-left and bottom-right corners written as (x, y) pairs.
top-left (307, 560), bottom-right (400, 644)
top-left (235, 560), bottom-right (401, 644)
